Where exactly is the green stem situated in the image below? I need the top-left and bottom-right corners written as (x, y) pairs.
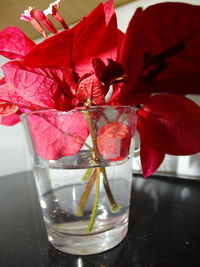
top-left (82, 167), bottom-right (94, 181)
top-left (100, 168), bottom-right (121, 213)
top-left (87, 168), bottom-right (100, 232)
top-left (77, 108), bottom-right (121, 232)
top-left (83, 109), bottom-right (100, 162)
top-left (76, 168), bottom-right (97, 216)
top-left (84, 109), bottom-right (120, 212)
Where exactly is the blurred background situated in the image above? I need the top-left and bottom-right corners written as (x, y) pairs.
top-left (0, 0), bottom-right (199, 177)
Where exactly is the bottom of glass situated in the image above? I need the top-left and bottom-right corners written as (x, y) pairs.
top-left (47, 221), bottom-right (128, 255)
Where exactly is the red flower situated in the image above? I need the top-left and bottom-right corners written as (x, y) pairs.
top-left (0, 0), bottom-right (119, 111)
top-left (21, 7), bottom-right (48, 39)
top-left (35, 10), bottom-right (58, 34)
top-left (109, 2), bottom-right (200, 176)
top-left (0, 0), bottom-right (200, 176)
top-left (0, 0), bottom-right (119, 158)
top-left (43, 0), bottom-right (68, 30)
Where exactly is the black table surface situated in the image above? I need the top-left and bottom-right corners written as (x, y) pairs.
top-left (0, 171), bottom-right (200, 267)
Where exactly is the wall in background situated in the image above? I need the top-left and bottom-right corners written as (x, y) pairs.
top-left (0, 0), bottom-right (199, 177)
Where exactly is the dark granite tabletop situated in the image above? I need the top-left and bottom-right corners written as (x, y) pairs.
top-left (0, 171), bottom-right (200, 267)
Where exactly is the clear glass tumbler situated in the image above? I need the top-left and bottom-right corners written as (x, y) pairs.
top-left (22, 106), bottom-right (137, 255)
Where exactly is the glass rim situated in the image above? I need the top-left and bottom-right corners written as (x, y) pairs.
top-left (20, 105), bottom-right (138, 118)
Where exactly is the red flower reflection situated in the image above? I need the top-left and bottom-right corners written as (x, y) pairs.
top-left (97, 121), bottom-right (131, 161)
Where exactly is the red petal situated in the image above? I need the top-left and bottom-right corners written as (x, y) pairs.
top-left (119, 8), bottom-right (144, 96)
top-left (92, 58), bottom-right (106, 81)
top-left (137, 94), bottom-right (200, 177)
top-left (23, 2), bottom-right (120, 79)
top-left (0, 27), bottom-right (35, 59)
top-left (27, 110), bottom-right (89, 160)
top-left (72, 11), bottom-right (119, 76)
top-left (143, 94), bottom-right (200, 153)
top-left (101, 59), bottom-right (124, 84)
top-left (35, 10), bottom-right (58, 34)
top-left (142, 3), bottom-right (200, 58)
top-left (137, 109), bottom-right (165, 177)
top-left (135, 2), bottom-right (200, 95)
top-left (23, 30), bottom-right (74, 67)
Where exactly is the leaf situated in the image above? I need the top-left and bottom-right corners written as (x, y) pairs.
top-left (27, 109), bottom-right (89, 160)
top-left (76, 74), bottom-right (106, 105)
top-left (101, 59), bottom-right (124, 85)
top-left (137, 94), bottom-right (200, 177)
top-left (0, 27), bottom-right (35, 60)
top-left (134, 2), bottom-right (200, 95)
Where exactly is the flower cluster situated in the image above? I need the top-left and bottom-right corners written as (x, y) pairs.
top-left (0, 0), bottom-right (200, 177)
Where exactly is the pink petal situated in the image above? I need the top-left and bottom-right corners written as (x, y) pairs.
top-left (103, 0), bottom-right (115, 25)
top-left (20, 7), bottom-right (34, 21)
top-left (0, 81), bottom-right (45, 110)
top-left (43, 0), bottom-right (61, 16)
top-left (1, 61), bottom-right (75, 110)
top-left (27, 109), bottom-right (89, 160)
top-left (0, 105), bottom-right (25, 126)
top-left (0, 113), bottom-right (21, 126)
